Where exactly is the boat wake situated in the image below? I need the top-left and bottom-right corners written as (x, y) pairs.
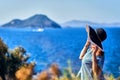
top-left (32, 28), bottom-right (44, 32)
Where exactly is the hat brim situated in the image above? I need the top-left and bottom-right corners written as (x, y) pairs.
top-left (86, 25), bottom-right (103, 50)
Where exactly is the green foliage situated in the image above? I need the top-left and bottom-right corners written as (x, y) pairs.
top-left (104, 72), bottom-right (120, 80)
top-left (0, 38), bottom-right (34, 80)
top-left (59, 60), bottom-right (80, 80)
top-left (0, 38), bottom-right (8, 80)
top-left (0, 38), bottom-right (8, 55)
top-left (6, 46), bottom-right (30, 78)
top-left (104, 74), bottom-right (118, 80)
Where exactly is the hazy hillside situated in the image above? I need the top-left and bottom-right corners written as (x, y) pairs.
top-left (62, 20), bottom-right (120, 28)
top-left (1, 14), bottom-right (61, 28)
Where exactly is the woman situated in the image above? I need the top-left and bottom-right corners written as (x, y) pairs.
top-left (77, 25), bottom-right (107, 80)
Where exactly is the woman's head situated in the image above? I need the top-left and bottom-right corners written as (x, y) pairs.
top-left (86, 25), bottom-right (107, 50)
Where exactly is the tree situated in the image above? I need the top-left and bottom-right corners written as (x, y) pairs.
top-left (0, 38), bottom-right (8, 80)
top-left (0, 38), bottom-right (35, 80)
top-left (6, 46), bottom-right (30, 80)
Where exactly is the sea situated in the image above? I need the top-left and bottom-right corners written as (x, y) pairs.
top-left (0, 27), bottom-right (119, 78)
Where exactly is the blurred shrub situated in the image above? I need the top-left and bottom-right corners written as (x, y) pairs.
top-left (0, 38), bottom-right (8, 80)
top-left (0, 38), bottom-right (35, 80)
top-left (15, 63), bottom-right (35, 80)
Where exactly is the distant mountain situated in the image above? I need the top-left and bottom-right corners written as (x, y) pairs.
top-left (1, 14), bottom-right (61, 28)
top-left (62, 20), bottom-right (120, 27)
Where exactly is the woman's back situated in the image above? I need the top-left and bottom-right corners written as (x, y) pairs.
top-left (77, 48), bottom-right (105, 80)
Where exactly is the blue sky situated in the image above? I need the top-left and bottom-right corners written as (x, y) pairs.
top-left (0, 0), bottom-right (120, 24)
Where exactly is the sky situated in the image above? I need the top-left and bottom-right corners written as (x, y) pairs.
top-left (0, 0), bottom-right (120, 24)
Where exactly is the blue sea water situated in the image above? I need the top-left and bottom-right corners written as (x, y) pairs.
top-left (0, 27), bottom-right (119, 77)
